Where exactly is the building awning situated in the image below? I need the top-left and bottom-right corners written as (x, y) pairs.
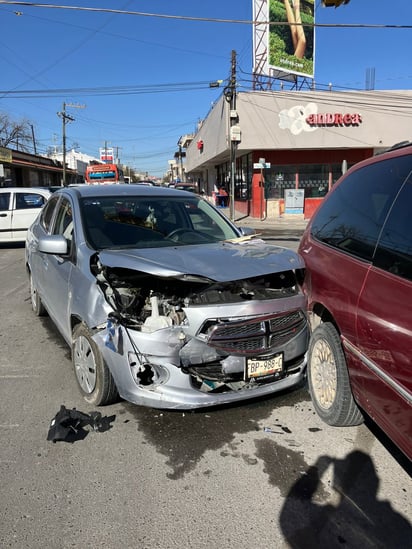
top-left (10, 158), bottom-right (67, 172)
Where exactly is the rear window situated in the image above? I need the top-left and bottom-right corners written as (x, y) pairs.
top-left (15, 192), bottom-right (47, 209)
top-left (311, 155), bottom-right (411, 261)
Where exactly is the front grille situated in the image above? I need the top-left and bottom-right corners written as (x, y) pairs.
top-left (269, 310), bottom-right (303, 331)
top-left (200, 310), bottom-right (306, 355)
top-left (187, 353), bottom-right (307, 387)
top-left (209, 320), bottom-right (266, 339)
top-left (187, 363), bottom-right (243, 382)
top-left (216, 337), bottom-right (266, 353)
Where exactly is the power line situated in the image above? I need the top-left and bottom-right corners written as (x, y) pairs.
top-left (1, 3), bottom-right (412, 29)
top-left (237, 65), bottom-right (412, 98)
top-left (0, 80), bottom-right (227, 98)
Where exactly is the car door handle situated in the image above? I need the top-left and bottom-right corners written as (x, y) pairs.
top-left (0, 213), bottom-right (7, 217)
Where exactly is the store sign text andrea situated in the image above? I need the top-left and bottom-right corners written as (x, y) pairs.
top-left (306, 113), bottom-right (362, 127)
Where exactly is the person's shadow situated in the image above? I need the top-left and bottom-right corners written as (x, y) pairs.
top-left (280, 450), bottom-right (411, 548)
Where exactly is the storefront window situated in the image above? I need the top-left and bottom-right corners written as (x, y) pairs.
top-left (216, 153), bottom-right (252, 201)
top-left (264, 165), bottom-right (297, 199)
top-left (298, 164), bottom-right (330, 197)
top-left (216, 156), bottom-right (352, 201)
top-left (235, 153), bottom-right (252, 200)
top-left (28, 169), bottom-right (40, 186)
top-left (262, 163), bottom-right (345, 199)
top-left (42, 172), bottom-right (53, 186)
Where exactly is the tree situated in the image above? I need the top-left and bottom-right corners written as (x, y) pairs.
top-left (0, 112), bottom-right (34, 151)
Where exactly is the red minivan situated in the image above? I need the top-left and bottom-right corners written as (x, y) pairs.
top-left (299, 142), bottom-right (412, 461)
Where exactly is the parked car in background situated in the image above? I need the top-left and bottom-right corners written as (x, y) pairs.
top-left (299, 142), bottom-right (412, 461)
top-left (26, 184), bottom-right (308, 410)
top-left (132, 180), bottom-right (155, 186)
top-left (0, 187), bottom-right (52, 243)
top-left (173, 182), bottom-right (199, 193)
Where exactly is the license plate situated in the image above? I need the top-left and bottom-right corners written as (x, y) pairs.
top-left (246, 353), bottom-right (283, 379)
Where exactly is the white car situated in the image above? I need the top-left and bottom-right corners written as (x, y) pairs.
top-left (0, 187), bottom-right (52, 243)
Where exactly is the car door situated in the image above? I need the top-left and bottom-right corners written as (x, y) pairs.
top-left (355, 174), bottom-right (412, 457)
top-left (12, 190), bottom-right (48, 242)
top-left (0, 192), bottom-right (12, 241)
top-left (39, 196), bottom-right (75, 342)
top-left (28, 194), bottom-right (60, 307)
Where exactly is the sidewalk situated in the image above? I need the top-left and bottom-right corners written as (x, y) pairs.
top-left (220, 207), bottom-right (309, 233)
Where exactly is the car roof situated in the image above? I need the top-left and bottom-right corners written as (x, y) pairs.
top-left (0, 186), bottom-right (52, 196)
top-left (56, 184), bottom-right (197, 199)
top-left (375, 140), bottom-right (412, 155)
top-left (349, 142), bottom-right (412, 173)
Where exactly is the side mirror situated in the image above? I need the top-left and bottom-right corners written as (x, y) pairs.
top-left (237, 226), bottom-right (256, 237)
top-left (38, 234), bottom-right (68, 255)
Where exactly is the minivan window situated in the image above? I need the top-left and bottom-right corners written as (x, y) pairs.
top-left (374, 175), bottom-right (412, 281)
top-left (311, 156), bottom-right (411, 261)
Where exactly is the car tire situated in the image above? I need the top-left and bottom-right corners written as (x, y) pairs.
top-left (72, 324), bottom-right (119, 406)
top-left (307, 322), bottom-right (364, 427)
top-left (29, 272), bottom-right (47, 316)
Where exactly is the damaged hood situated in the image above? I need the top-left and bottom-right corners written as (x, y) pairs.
top-left (97, 239), bottom-right (304, 281)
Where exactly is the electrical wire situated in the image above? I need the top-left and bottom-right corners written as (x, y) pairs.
top-left (1, 2), bottom-right (412, 29)
top-left (0, 80), bottom-right (226, 98)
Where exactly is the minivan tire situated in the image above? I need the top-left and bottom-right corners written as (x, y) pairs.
top-left (72, 323), bottom-right (119, 406)
top-left (308, 322), bottom-right (364, 427)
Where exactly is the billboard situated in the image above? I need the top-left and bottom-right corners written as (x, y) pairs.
top-left (99, 147), bottom-right (114, 164)
top-left (253, 0), bottom-right (315, 79)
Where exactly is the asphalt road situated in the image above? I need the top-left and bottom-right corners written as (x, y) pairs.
top-left (0, 244), bottom-right (411, 549)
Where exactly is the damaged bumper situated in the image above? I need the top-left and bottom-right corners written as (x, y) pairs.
top-left (93, 296), bottom-right (308, 410)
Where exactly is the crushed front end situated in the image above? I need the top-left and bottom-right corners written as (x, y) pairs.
top-left (91, 255), bottom-right (308, 409)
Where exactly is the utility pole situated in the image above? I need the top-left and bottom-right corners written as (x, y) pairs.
top-left (30, 124), bottom-right (37, 155)
top-left (114, 146), bottom-right (122, 165)
top-left (57, 102), bottom-right (85, 186)
top-left (178, 140), bottom-right (185, 182)
top-left (225, 50), bottom-right (240, 220)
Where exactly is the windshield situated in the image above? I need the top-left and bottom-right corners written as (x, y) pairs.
top-left (81, 195), bottom-right (240, 249)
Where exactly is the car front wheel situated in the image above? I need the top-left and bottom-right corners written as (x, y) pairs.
top-left (72, 324), bottom-right (118, 406)
top-left (307, 322), bottom-right (364, 427)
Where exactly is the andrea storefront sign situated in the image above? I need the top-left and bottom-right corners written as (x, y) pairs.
top-left (306, 113), bottom-right (362, 126)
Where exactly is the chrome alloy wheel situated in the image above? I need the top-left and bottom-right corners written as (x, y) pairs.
top-left (310, 337), bottom-right (338, 410)
top-left (73, 335), bottom-right (97, 394)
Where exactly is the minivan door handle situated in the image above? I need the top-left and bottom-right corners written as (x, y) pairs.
top-left (0, 213), bottom-right (7, 217)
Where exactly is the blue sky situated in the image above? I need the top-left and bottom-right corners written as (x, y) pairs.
top-left (0, 0), bottom-right (410, 177)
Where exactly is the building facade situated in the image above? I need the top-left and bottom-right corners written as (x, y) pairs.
top-left (48, 149), bottom-right (101, 184)
top-left (0, 147), bottom-right (72, 188)
top-left (184, 89), bottom-right (412, 218)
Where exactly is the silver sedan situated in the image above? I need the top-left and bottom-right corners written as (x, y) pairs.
top-left (26, 185), bottom-right (308, 409)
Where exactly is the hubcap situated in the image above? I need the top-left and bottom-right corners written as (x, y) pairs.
top-left (73, 335), bottom-right (97, 394)
top-left (310, 338), bottom-right (337, 410)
